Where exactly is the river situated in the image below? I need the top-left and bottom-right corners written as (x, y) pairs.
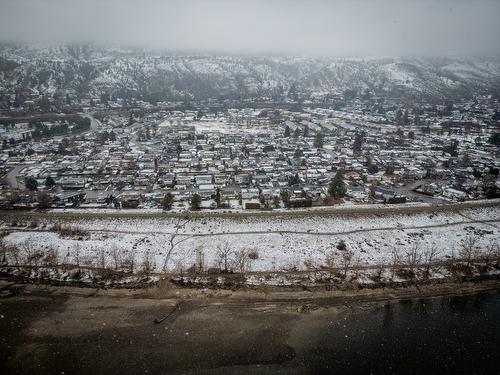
top-left (290, 290), bottom-right (500, 374)
top-left (0, 286), bottom-right (499, 374)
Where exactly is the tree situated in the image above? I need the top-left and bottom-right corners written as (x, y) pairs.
top-left (403, 109), bottom-right (409, 125)
top-left (214, 187), bottom-right (221, 208)
top-left (303, 125), bottom-right (309, 138)
top-left (367, 164), bottom-right (379, 174)
top-left (162, 192), bottom-right (174, 210)
top-left (488, 132), bottom-right (500, 146)
top-left (37, 191), bottom-right (52, 209)
top-left (288, 173), bottom-right (300, 186)
top-left (408, 131), bottom-right (415, 139)
top-left (284, 125), bottom-right (290, 137)
top-left (353, 132), bottom-right (364, 155)
top-left (215, 241), bottom-right (233, 272)
top-left (395, 109), bottom-right (403, 125)
top-left (293, 148), bottom-right (303, 159)
top-left (423, 245), bottom-right (440, 279)
top-left (190, 193), bottom-right (201, 210)
top-left (314, 132), bottom-right (324, 149)
top-left (328, 171), bottom-right (346, 198)
top-left (45, 176), bottom-right (56, 189)
top-left (25, 177), bottom-right (38, 191)
top-left (293, 127), bottom-right (301, 138)
top-left (281, 191), bottom-right (290, 208)
top-left (273, 195), bottom-right (280, 208)
top-left (459, 235), bottom-right (480, 268)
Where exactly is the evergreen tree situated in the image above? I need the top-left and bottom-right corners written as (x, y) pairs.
top-left (190, 193), bottom-right (201, 210)
top-left (314, 132), bottom-right (324, 149)
top-left (284, 125), bottom-right (290, 137)
top-left (293, 127), bottom-right (301, 138)
top-left (353, 132), bottom-right (364, 155)
top-left (328, 171), bottom-right (346, 198)
top-left (403, 109), bottom-right (409, 125)
top-left (303, 125), bottom-right (309, 137)
top-left (281, 191), bottom-right (290, 208)
top-left (25, 177), bottom-right (38, 191)
top-left (45, 176), bottom-right (56, 189)
top-left (288, 173), bottom-right (300, 186)
top-left (214, 187), bottom-right (221, 208)
top-left (294, 148), bottom-right (303, 159)
top-left (395, 109), bottom-right (403, 125)
top-left (162, 192), bottom-right (174, 210)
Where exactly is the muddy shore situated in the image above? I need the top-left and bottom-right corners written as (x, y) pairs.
top-left (1, 279), bottom-right (499, 374)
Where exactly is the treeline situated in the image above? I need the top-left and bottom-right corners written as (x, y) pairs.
top-left (29, 117), bottom-right (90, 140)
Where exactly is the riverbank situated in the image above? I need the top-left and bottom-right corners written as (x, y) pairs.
top-left (1, 279), bottom-right (499, 374)
top-left (1, 202), bottom-right (498, 276)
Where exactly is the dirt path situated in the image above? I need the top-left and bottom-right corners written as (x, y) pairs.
top-left (2, 218), bottom-right (499, 238)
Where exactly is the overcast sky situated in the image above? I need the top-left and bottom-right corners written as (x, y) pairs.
top-left (1, 0), bottom-right (499, 56)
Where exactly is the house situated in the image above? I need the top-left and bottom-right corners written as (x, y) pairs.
top-left (442, 187), bottom-right (467, 201)
top-left (54, 191), bottom-right (85, 207)
top-left (234, 174), bottom-right (251, 185)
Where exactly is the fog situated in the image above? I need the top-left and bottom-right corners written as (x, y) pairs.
top-left (1, 0), bottom-right (499, 56)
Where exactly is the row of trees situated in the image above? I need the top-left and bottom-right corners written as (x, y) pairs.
top-left (29, 117), bottom-right (91, 140)
top-left (24, 176), bottom-right (56, 192)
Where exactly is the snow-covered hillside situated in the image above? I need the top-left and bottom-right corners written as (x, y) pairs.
top-left (1, 45), bottom-right (499, 102)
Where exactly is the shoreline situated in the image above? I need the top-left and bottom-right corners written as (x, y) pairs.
top-left (2, 276), bottom-right (500, 305)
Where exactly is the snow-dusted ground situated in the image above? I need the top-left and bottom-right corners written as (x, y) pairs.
top-left (2, 205), bottom-right (499, 273)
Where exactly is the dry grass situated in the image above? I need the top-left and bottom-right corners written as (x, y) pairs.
top-left (51, 223), bottom-right (90, 239)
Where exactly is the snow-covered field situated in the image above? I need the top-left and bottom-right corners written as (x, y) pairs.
top-left (2, 205), bottom-right (499, 273)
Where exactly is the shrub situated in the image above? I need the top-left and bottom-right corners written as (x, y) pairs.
top-left (52, 223), bottom-right (90, 238)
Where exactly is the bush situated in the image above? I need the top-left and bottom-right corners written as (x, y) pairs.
top-left (52, 223), bottom-right (90, 238)
top-left (248, 250), bottom-right (259, 260)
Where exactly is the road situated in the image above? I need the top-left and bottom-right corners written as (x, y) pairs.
top-left (82, 113), bottom-right (101, 132)
top-left (3, 164), bottom-right (26, 189)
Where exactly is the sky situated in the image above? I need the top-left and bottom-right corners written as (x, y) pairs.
top-left (0, 0), bottom-right (499, 56)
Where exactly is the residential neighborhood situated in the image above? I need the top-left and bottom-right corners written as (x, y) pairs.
top-left (1, 94), bottom-right (499, 211)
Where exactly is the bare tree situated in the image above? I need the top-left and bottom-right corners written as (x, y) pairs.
top-left (341, 249), bottom-right (353, 279)
top-left (406, 243), bottom-right (422, 277)
top-left (110, 244), bottom-right (121, 270)
top-left (44, 246), bottom-right (59, 268)
top-left (459, 235), bottom-right (481, 268)
top-left (73, 243), bottom-right (81, 268)
top-left (482, 242), bottom-right (500, 265)
top-left (19, 239), bottom-right (37, 266)
top-left (352, 256), bottom-right (363, 279)
top-left (215, 241), bottom-right (233, 272)
top-left (234, 249), bottom-right (248, 273)
top-left (324, 250), bottom-right (336, 269)
top-left (162, 217), bottom-right (191, 271)
top-left (422, 245), bottom-right (440, 279)
top-left (390, 249), bottom-right (401, 280)
top-left (122, 252), bottom-right (135, 273)
top-left (99, 248), bottom-right (106, 269)
top-left (195, 246), bottom-right (205, 273)
top-left (142, 252), bottom-right (155, 275)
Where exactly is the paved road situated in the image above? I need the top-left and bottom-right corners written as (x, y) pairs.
top-left (3, 164), bottom-right (26, 189)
